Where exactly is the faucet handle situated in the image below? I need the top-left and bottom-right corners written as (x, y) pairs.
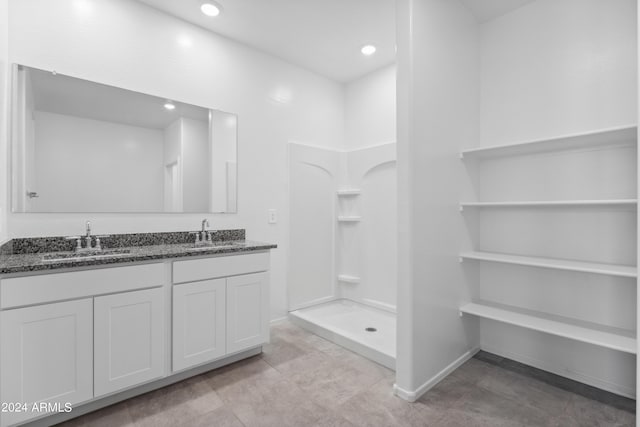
top-left (65, 236), bottom-right (82, 251)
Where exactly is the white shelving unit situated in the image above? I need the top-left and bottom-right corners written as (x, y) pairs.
top-left (460, 125), bottom-right (638, 365)
top-left (460, 251), bottom-right (637, 278)
top-left (460, 199), bottom-right (637, 210)
top-left (460, 125), bottom-right (637, 159)
top-left (460, 302), bottom-right (637, 354)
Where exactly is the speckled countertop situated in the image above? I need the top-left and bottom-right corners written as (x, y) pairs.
top-left (0, 230), bottom-right (277, 275)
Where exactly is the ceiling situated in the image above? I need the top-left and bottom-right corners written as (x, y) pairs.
top-left (29, 67), bottom-right (209, 129)
top-left (137, 0), bottom-right (396, 83)
top-left (460, 0), bottom-right (537, 23)
top-left (136, 0), bottom-right (537, 83)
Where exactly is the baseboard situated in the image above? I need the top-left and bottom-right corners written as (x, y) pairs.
top-left (393, 346), bottom-right (480, 402)
top-left (270, 316), bottom-right (289, 325)
top-left (480, 344), bottom-right (636, 399)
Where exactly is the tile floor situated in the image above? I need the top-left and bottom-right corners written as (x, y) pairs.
top-left (57, 321), bottom-right (635, 427)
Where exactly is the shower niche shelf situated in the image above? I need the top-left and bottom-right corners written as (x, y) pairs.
top-left (337, 274), bottom-right (361, 284)
top-left (337, 189), bottom-right (362, 196)
top-left (337, 216), bottom-right (362, 222)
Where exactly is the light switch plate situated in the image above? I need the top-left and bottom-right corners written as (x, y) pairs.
top-left (268, 209), bottom-right (277, 224)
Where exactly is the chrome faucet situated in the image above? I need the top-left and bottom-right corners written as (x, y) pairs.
top-left (193, 219), bottom-right (212, 246)
top-left (65, 221), bottom-right (109, 252)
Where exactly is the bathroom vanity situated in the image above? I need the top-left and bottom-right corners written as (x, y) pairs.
top-left (0, 230), bottom-right (276, 427)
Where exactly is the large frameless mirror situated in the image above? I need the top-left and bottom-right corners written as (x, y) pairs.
top-left (11, 64), bottom-right (238, 213)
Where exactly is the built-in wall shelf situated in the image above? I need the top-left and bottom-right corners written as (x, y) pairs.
top-left (460, 302), bottom-right (637, 354)
top-left (337, 274), bottom-right (361, 284)
top-left (337, 189), bottom-right (362, 196)
top-left (337, 216), bottom-right (362, 222)
top-left (460, 125), bottom-right (637, 159)
top-left (460, 251), bottom-right (637, 278)
top-left (460, 199), bottom-right (637, 210)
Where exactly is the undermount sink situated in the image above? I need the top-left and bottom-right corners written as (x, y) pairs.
top-left (188, 242), bottom-right (240, 251)
top-left (42, 248), bottom-right (131, 262)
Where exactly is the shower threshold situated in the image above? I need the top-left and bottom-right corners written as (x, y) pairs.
top-left (289, 299), bottom-right (396, 370)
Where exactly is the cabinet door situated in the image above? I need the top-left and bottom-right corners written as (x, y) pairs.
top-left (94, 288), bottom-right (165, 397)
top-left (0, 299), bottom-right (93, 426)
top-left (226, 272), bottom-right (269, 353)
top-left (173, 279), bottom-right (226, 371)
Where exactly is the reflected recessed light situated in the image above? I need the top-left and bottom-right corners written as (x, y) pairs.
top-left (361, 45), bottom-right (376, 56)
top-left (164, 102), bottom-right (176, 110)
top-left (201, 2), bottom-right (221, 17)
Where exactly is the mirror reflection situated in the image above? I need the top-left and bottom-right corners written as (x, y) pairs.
top-left (11, 64), bottom-right (238, 213)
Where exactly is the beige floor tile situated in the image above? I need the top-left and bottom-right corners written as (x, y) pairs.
top-left (126, 376), bottom-right (223, 427)
top-left (444, 387), bottom-right (550, 427)
top-left (338, 378), bottom-right (444, 427)
top-left (204, 356), bottom-right (282, 390)
top-left (319, 342), bottom-right (394, 380)
top-left (261, 334), bottom-right (311, 368)
top-left (476, 366), bottom-right (571, 417)
top-left (558, 393), bottom-right (636, 427)
top-left (184, 406), bottom-right (245, 427)
top-left (52, 321), bottom-right (637, 427)
top-left (55, 402), bottom-right (133, 427)
top-left (218, 376), bottom-right (333, 427)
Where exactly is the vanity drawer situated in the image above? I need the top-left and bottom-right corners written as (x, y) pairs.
top-left (1, 263), bottom-right (165, 309)
top-left (173, 252), bottom-right (269, 284)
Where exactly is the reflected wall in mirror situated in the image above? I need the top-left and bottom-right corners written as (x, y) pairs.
top-left (11, 64), bottom-right (238, 213)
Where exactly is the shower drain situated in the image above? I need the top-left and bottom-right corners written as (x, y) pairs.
top-left (365, 327), bottom-right (377, 332)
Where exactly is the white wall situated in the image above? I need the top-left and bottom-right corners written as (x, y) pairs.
top-left (209, 110), bottom-right (237, 213)
top-left (0, 0), bottom-right (9, 242)
top-left (288, 144), bottom-right (339, 310)
top-left (339, 66), bottom-right (397, 311)
top-left (181, 117), bottom-right (209, 213)
top-left (338, 144), bottom-right (397, 310)
top-left (395, 0), bottom-right (479, 399)
top-left (480, 0), bottom-right (637, 146)
top-left (345, 65), bottom-right (396, 149)
top-left (32, 111), bottom-right (164, 212)
top-left (163, 118), bottom-right (182, 212)
top-left (6, 0), bottom-right (345, 321)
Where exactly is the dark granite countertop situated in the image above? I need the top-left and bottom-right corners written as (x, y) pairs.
top-left (0, 230), bottom-right (277, 275)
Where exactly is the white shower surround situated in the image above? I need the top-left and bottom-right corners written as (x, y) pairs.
top-left (288, 141), bottom-right (397, 366)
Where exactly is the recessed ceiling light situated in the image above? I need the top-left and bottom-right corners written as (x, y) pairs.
top-left (361, 45), bottom-right (377, 56)
top-left (164, 102), bottom-right (176, 110)
top-left (201, 2), bottom-right (221, 17)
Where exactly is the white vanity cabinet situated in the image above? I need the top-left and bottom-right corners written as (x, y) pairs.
top-left (172, 278), bottom-right (226, 371)
top-left (0, 248), bottom-right (272, 426)
top-left (226, 272), bottom-right (269, 353)
top-left (172, 252), bottom-right (270, 371)
top-left (94, 287), bottom-right (165, 396)
top-left (0, 263), bottom-right (165, 427)
top-left (0, 299), bottom-right (93, 427)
